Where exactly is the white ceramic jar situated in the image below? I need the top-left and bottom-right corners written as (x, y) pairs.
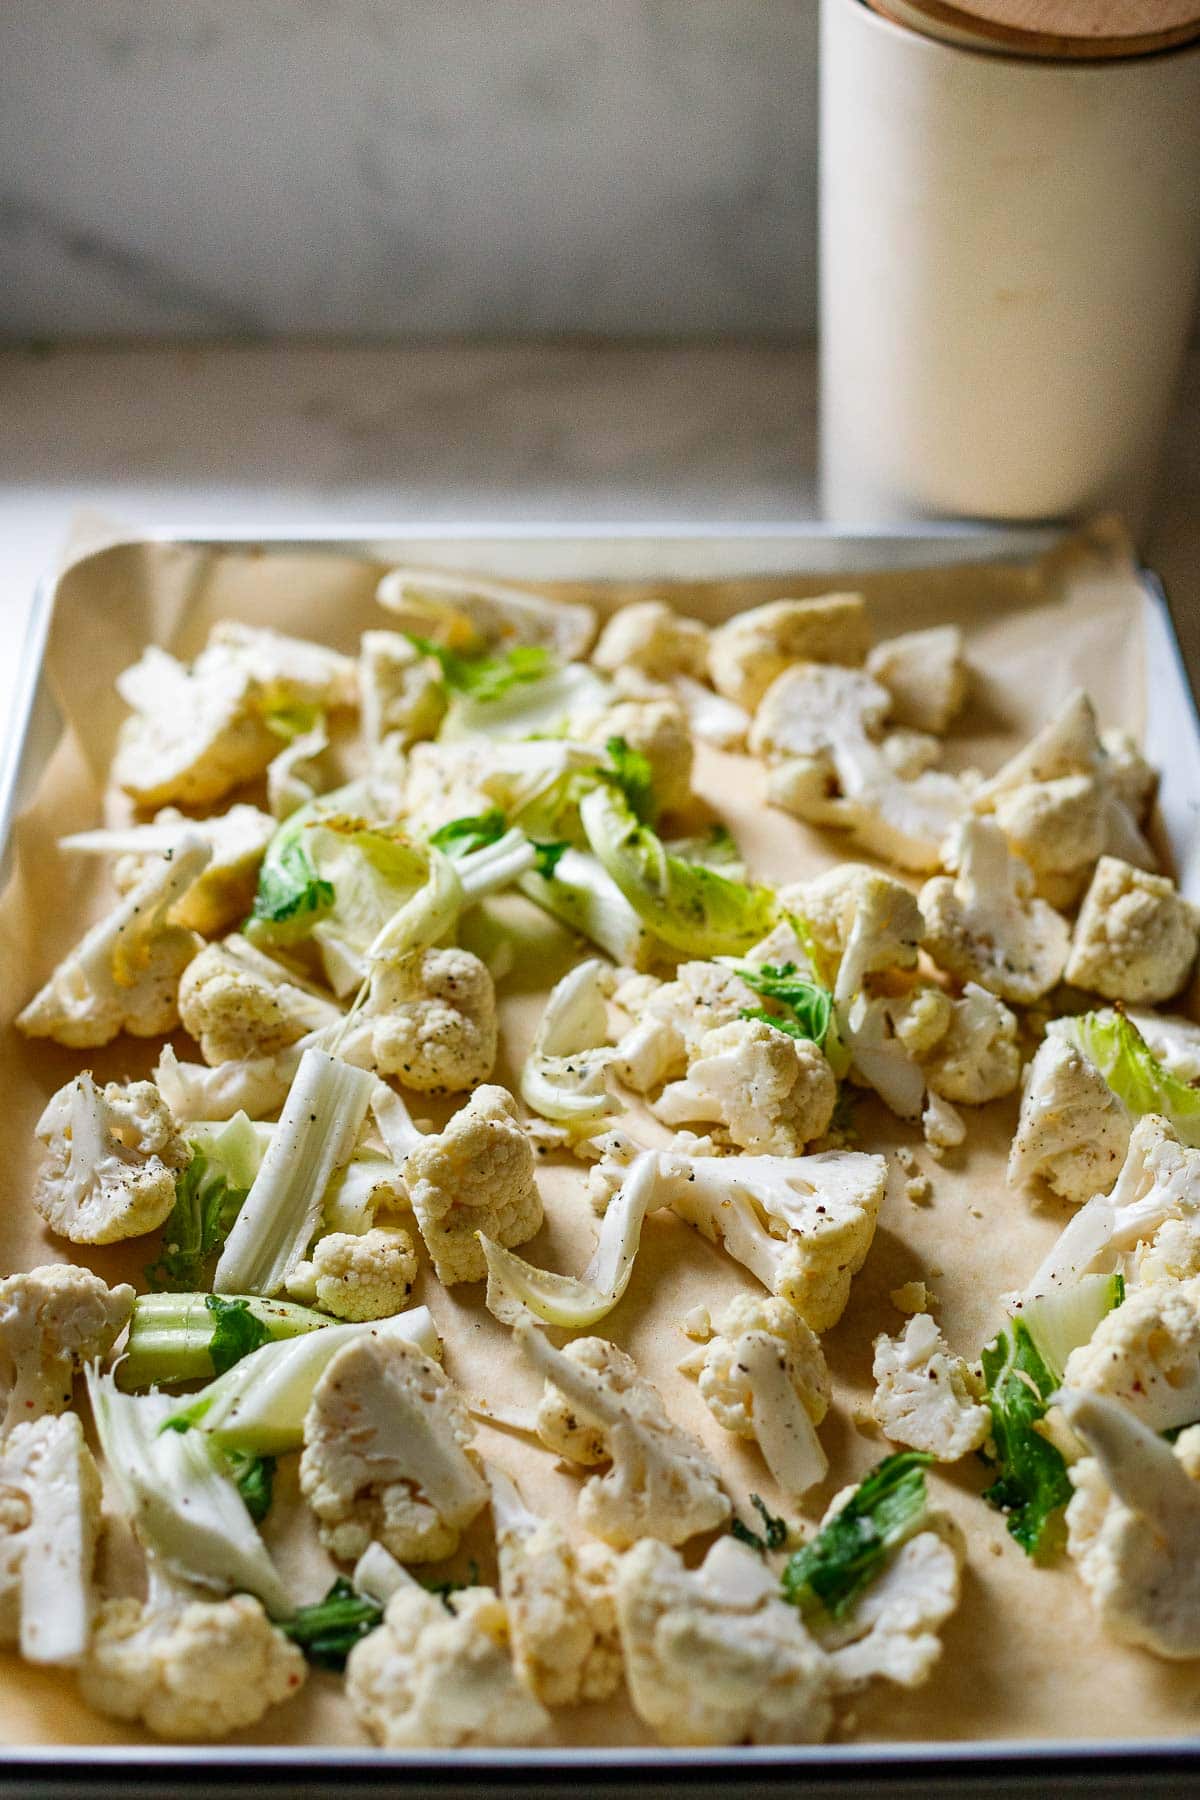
top-left (819, 0), bottom-right (1200, 529)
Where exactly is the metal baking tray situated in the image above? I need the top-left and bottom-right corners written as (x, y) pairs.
top-left (2, 522), bottom-right (1199, 1799)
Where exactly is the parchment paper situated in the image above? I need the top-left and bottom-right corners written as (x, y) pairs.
top-left (2, 518), bottom-right (1198, 1750)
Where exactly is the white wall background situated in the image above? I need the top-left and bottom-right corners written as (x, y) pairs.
top-left (0, 1), bottom-right (818, 340)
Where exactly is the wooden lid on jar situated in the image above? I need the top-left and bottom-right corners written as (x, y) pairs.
top-left (865, 0), bottom-right (1200, 57)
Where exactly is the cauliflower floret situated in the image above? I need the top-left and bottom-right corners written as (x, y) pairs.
top-left (366, 947), bottom-right (498, 1094)
top-left (880, 729), bottom-right (944, 780)
top-left (33, 1072), bottom-right (189, 1245)
top-left (1128, 1213), bottom-right (1200, 1288)
top-left (288, 1227), bottom-right (418, 1321)
top-left (614, 1536), bottom-right (832, 1746)
top-left (871, 1313), bottom-right (989, 1461)
top-left (112, 647), bottom-right (285, 809)
top-left (990, 775), bottom-right (1107, 907)
top-left (653, 1018), bottom-right (837, 1155)
top-left (1102, 728), bottom-right (1158, 822)
top-left (0, 1412), bottom-right (102, 1665)
top-left (207, 619), bottom-right (358, 708)
top-left (17, 840), bottom-right (209, 1048)
top-left (404, 1085), bottom-right (542, 1284)
top-left (592, 601), bottom-right (710, 681)
top-left (920, 818), bottom-right (1069, 1005)
top-left (489, 1468), bottom-right (622, 1705)
top-left (345, 1578), bottom-right (550, 1748)
top-left (376, 564), bottom-right (596, 662)
top-left (669, 1149), bottom-right (886, 1333)
top-left (0, 1265), bottom-right (133, 1432)
top-left (920, 983), bottom-right (1022, 1106)
top-left (78, 1590), bottom-right (306, 1740)
top-left (522, 1325), bottom-right (730, 1548)
top-left (1065, 858), bottom-right (1199, 1005)
top-left (583, 696), bottom-right (694, 816)
top-left (300, 1333), bottom-right (488, 1563)
top-left (359, 629), bottom-right (447, 747)
top-left (693, 1293), bottom-right (831, 1497)
top-left (1061, 1389), bottom-right (1200, 1659)
top-left (1007, 1031), bottom-right (1132, 1204)
top-left (866, 625), bottom-right (968, 735)
top-left (784, 862), bottom-right (923, 991)
top-left (89, 803), bottom-right (276, 936)
top-left (815, 1514), bottom-right (965, 1690)
top-left (1062, 1276), bottom-right (1200, 1433)
top-left (178, 933), bottom-right (343, 1065)
top-left (753, 664), bottom-right (969, 873)
top-left (612, 961), bottom-right (764, 1094)
top-left (709, 593), bottom-right (872, 712)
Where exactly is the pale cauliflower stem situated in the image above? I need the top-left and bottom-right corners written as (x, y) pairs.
top-left (583, 695), bottom-right (695, 816)
top-left (751, 663), bottom-right (967, 873)
top-left (692, 1293), bottom-right (832, 1497)
top-left (920, 983), bottom-right (1021, 1106)
top-left (591, 600), bottom-right (710, 681)
top-left (865, 625), bottom-right (969, 736)
top-left (1007, 1030), bottom-right (1132, 1204)
top-left (654, 1017), bottom-right (837, 1156)
top-left (365, 946), bottom-right (498, 1094)
top-left (522, 1325), bottom-right (730, 1548)
top-left (287, 1227), bottom-right (419, 1322)
top-left (17, 838), bottom-right (210, 1048)
top-left (1062, 1275), bottom-right (1200, 1433)
top-left (919, 817), bottom-right (1070, 1005)
top-left (668, 1149), bottom-right (887, 1333)
top-left (178, 932), bottom-right (342, 1065)
top-left (266, 722), bottom-right (333, 821)
top-left (345, 1580), bottom-right (550, 1749)
top-left (1061, 1389), bottom-right (1200, 1660)
top-left (405, 1084), bottom-right (542, 1284)
top-left (871, 1313), bottom-right (989, 1461)
top-left (614, 1536), bottom-right (833, 1746)
top-left (376, 564), bottom-right (597, 662)
top-left (1065, 857), bottom-right (1200, 1005)
top-left (0, 1412), bottom-right (102, 1666)
top-left (612, 960), bottom-right (766, 1094)
top-left (708, 591), bottom-right (873, 713)
top-left (300, 1332), bottom-right (488, 1563)
top-left (784, 861), bottom-right (922, 991)
top-left (33, 1072), bottom-right (189, 1245)
top-left (65, 803), bottom-right (276, 937)
top-left (0, 1265), bottom-right (133, 1431)
top-left (359, 629), bottom-right (447, 747)
top-left (79, 1589), bottom-right (306, 1740)
top-left (814, 1513), bottom-right (965, 1690)
top-left (490, 1468), bottom-right (621, 1705)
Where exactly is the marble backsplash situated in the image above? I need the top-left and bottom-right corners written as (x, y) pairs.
top-left (0, 0), bottom-right (817, 341)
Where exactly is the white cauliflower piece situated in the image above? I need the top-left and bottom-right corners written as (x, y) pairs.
top-left (112, 646), bottom-right (284, 809)
top-left (1102, 728), bottom-right (1158, 822)
top-left (0, 1412), bottom-right (102, 1665)
top-left (178, 933), bottom-right (343, 1065)
top-left (1065, 858), bottom-right (1199, 1005)
top-left (871, 1314), bottom-right (989, 1461)
top-left (66, 803), bottom-right (277, 936)
top-left (784, 862), bottom-right (923, 993)
top-left (33, 1072), bottom-right (189, 1245)
top-left (404, 1085), bottom-right (542, 1284)
top-left (592, 601), bottom-right (710, 681)
top-left (922, 1090), bottom-right (966, 1153)
top-left (288, 1227), bottom-right (418, 1321)
top-left (0, 1265), bottom-right (133, 1432)
top-left (990, 775), bottom-right (1106, 907)
top-left (1007, 1030), bottom-right (1132, 1205)
top-left (265, 723), bottom-right (332, 820)
top-left (1062, 1276), bottom-right (1200, 1433)
top-left (366, 947), bottom-right (498, 1094)
top-left (709, 593), bottom-right (872, 712)
top-left (653, 1017), bottom-right (837, 1155)
top-left (920, 983), bottom-right (1022, 1106)
top-left (522, 1325), bottom-right (730, 1548)
top-left (583, 695), bottom-right (694, 815)
top-left (880, 729), bottom-right (943, 780)
top-left (376, 564), bottom-right (596, 662)
top-left (78, 1589), bottom-right (306, 1739)
top-left (17, 840), bottom-right (210, 1048)
top-left (612, 960), bottom-right (765, 1094)
top-left (752, 664), bottom-right (968, 872)
top-left (614, 1536), bottom-right (832, 1745)
top-left (669, 1150), bottom-right (886, 1333)
top-left (345, 1577), bottom-right (550, 1748)
top-left (359, 629), bottom-right (447, 747)
top-left (920, 818), bottom-right (1070, 1005)
top-left (1061, 1388), bottom-right (1200, 1659)
top-left (207, 619), bottom-right (357, 708)
top-left (816, 1516), bottom-right (965, 1690)
top-left (300, 1332), bottom-right (488, 1563)
top-left (693, 1293), bottom-right (831, 1497)
top-left (489, 1468), bottom-right (622, 1705)
top-left (866, 625), bottom-right (968, 735)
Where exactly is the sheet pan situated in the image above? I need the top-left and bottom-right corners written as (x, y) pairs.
top-left (1, 518), bottom-right (1198, 1795)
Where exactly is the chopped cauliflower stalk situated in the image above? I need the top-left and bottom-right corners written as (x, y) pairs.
top-left (1065, 857), bottom-right (1199, 1005)
top-left (919, 818), bottom-right (1069, 1005)
top-left (871, 1314), bottom-right (989, 1461)
top-left (866, 625), bottom-right (968, 735)
top-left (405, 1085), bottom-right (542, 1284)
top-left (0, 1265), bottom-right (133, 1432)
top-left (65, 803), bottom-right (276, 936)
top-left (366, 947), bottom-right (498, 1094)
top-left (694, 1293), bottom-right (832, 1497)
top-left (709, 593), bottom-right (872, 712)
top-left (654, 1017), bottom-right (837, 1155)
top-left (33, 1073), bottom-right (189, 1245)
top-left (0, 1411), bottom-right (102, 1665)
